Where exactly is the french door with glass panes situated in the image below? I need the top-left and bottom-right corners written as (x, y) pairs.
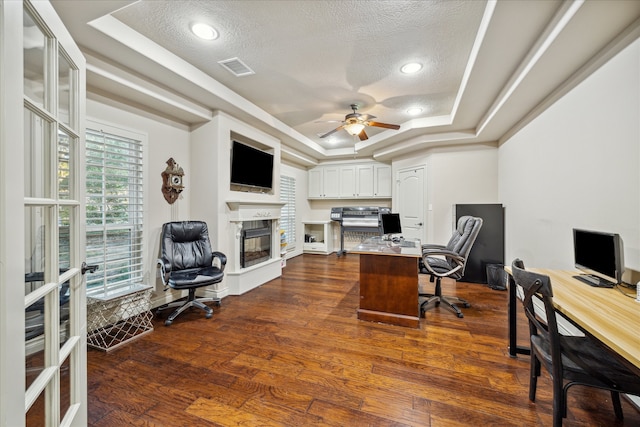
top-left (1, 1), bottom-right (87, 425)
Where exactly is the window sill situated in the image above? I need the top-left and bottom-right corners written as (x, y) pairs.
top-left (87, 283), bottom-right (152, 302)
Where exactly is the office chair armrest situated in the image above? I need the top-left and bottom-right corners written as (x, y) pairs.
top-left (422, 249), bottom-right (466, 276)
top-left (422, 248), bottom-right (462, 259)
top-left (421, 243), bottom-right (446, 251)
top-left (211, 251), bottom-right (227, 272)
top-left (157, 257), bottom-right (172, 286)
top-left (421, 256), bottom-right (465, 278)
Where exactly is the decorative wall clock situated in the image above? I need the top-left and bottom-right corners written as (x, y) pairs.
top-left (161, 157), bottom-right (185, 204)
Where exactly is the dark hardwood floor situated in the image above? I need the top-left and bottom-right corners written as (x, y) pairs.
top-left (87, 253), bottom-right (640, 426)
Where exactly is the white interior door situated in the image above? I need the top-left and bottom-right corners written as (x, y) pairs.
top-left (1, 1), bottom-right (87, 425)
top-left (397, 166), bottom-right (426, 242)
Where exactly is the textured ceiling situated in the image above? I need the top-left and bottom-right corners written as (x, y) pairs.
top-left (112, 0), bottom-right (484, 127)
top-left (51, 0), bottom-right (640, 164)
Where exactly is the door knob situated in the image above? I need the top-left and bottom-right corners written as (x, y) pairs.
top-left (81, 262), bottom-right (99, 275)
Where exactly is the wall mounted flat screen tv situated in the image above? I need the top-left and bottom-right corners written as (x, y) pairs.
top-left (572, 228), bottom-right (624, 287)
top-left (230, 141), bottom-right (274, 191)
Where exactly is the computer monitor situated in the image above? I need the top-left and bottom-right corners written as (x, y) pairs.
top-left (572, 228), bottom-right (624, 287)
top-left (381, 213), bottom-right (402, 238)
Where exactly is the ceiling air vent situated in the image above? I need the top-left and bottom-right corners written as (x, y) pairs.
top-left (218, 57), bottom-right (255, 77)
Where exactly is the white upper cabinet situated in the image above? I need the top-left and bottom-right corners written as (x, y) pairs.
top-left (308, 165), bottom-right (340, 198)
top-left (356, 165), bottom-right (374, 197)
top-left (374, 164), bottom-right (392, 197)
top-left (308, 162), bottom-right (391, 199)
top-left (323, 166), bottom-right (340, 198)
top-left (308, 168), bottom-right (324, 198)
top-left (339, 166), bottom-right (356, 198)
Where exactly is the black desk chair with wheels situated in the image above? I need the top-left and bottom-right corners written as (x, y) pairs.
top-left (156, 221), bottom-right (226, 326)
top-left (419, 215), bottom-right (482, 318)
top-left (25, 270), bottom-right (71, 340)
top-left (511, 259), bottom-right (640, 426)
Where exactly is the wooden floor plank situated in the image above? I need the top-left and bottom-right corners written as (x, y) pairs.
top-left (86, 253), bottom-right (640, 426)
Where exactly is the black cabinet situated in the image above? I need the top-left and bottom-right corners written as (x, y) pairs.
top-left (455, 204), bottom-right (505, 284)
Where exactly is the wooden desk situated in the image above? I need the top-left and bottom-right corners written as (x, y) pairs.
top-left (351, 238), bottom-right (422, 328)
top-left (506, 267), bottom-right (640, 370)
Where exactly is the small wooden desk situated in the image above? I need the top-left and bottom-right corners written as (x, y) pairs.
top-left (506, 267), bottom-right (640, 370)
top-left (351, 238), bottom-right (422, 328)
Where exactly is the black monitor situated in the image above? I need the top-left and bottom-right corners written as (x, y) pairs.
top-left (381, 213), bottom-right (402, 238)
top-left (572, 228), bottom-right (624, 287)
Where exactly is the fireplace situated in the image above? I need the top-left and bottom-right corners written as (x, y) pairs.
top-left (225, 200), bottom-right (286, 295)
top-left (241, 220), bottom-right (271, 268)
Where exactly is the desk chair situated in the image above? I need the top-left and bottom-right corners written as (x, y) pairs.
top-left (419, 215), bottom-right (482, 318)
top-left (25, 271), bottom-right (71, 340)
top-left (511, 259), bottom-right (640, 427)
top-left (156, 221), bottom-right (226, 326)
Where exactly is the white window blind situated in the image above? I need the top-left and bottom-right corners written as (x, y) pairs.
top-left (85, 128), bottom-right (144, 294)
top-left (280, 175), bottom-right (296, 251)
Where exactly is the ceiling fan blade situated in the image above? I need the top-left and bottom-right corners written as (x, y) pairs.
top-left (367, 121), bottom-right (400, 130)
top-left (319, 125), bottom-right (345, 138)
top-left (358, 129), bottom-right (368, 141)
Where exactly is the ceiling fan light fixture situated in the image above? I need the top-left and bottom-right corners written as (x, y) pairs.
top-left (401, 62), bottom-right (422, 74)
top-left (191, 23), bottom-right (218, 40)
top-left (345, 123), bottom-right (365, 136)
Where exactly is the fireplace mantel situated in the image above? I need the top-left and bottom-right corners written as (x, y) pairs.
top-left (226, 200), bottom-right (286, 221)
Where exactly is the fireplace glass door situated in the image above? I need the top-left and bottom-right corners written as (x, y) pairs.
top-left (241, 220), bottom-right (272, 268)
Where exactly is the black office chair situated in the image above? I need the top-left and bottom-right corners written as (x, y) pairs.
top-left (25, 271), bottom-right (71, 340)
top-left (511, 259), bottom-right (640, 426)
top-left (156, 221), bottom-right (226, 326)
top-left (419, 215), bottom-right (482, 318)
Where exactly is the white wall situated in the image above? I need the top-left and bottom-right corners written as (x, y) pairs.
top-left (393, 144), bottom-right (499, 245)
top-left (499, 39), bottom-right (640, 276)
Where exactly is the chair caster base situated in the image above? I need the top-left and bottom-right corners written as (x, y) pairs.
top-left (419, 294), bottom-right (468, 318)
top-left (156, 295), bottom-right (220, 325)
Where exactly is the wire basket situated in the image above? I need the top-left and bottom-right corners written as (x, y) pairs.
top-left (87, 288), bottom-right (154, 351)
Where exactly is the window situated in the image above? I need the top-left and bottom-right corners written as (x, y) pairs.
top-left (280, 175), bottom-right (296, 251)
top-left (85, 126), bottom-right (144, 295)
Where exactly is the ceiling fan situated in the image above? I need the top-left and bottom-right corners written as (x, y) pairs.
top-left (319, 104), bottom-right (400, 141)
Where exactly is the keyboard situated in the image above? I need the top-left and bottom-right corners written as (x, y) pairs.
top-left (398, 240), bottom-right (416, 248)
top-left (573, 274), bottom-right (615, 288)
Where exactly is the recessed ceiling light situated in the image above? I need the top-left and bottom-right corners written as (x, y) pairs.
top-left (407, 107), bottom-right (423, 115)
top-left (191, 23), bottom-right (218, 40)
top-left (401, 62), bottom-right (422, 74)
